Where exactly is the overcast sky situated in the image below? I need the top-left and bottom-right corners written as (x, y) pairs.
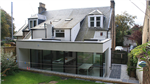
top-left (0, 0), bottom-right (146, 31)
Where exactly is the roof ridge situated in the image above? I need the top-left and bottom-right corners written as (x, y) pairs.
top-left (46, 6), bottom-right (110, 11)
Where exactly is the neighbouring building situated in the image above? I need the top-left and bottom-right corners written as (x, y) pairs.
top-left (142, 0), bottom-right (150, 44)
top-left (123, 35), bottom-right (136, 46)
top-left (16, 0), bottom-right (115, 78)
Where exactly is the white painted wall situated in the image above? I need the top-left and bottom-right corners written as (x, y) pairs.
top-left (18, 49), bottom-right (30, 69)
top-left (71, 23), bottom-right (80, 41)
top-left (103, 39), bottom-right (111, 77)
top-left (136, 59), bottom-right (143, 84)
top-left (33, 30), bottom-right (45, 39)
top-left (54, 29), bottom-right (70, 41)
top-left (47, 24), bottom-right (52, 38)
top-left (94, 31), bottom-right (107, 39)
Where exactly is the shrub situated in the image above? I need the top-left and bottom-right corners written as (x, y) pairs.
top-left (1, 49), bottom-right (19, 76)
top-left (127, 41), bottom-right (150, 76)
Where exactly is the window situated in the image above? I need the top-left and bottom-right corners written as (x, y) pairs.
top-left (88, 15), bottom-right (103, 28)
top-left (30, 21), bottom-right (33, 28)
top-left (96, 17), bottom-right (101, 27)
top-left (90, 17), bottom-right (94, 27)
top-left (56, 30), bottom-right (64, 37)
top-left (29, 19), bottom-right (37, 29)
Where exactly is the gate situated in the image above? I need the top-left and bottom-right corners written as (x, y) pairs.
top-left (111, 51), bottom-right (128, 64)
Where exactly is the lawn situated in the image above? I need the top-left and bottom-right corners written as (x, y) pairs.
top-left (1, 71), bottom-right (105, 84)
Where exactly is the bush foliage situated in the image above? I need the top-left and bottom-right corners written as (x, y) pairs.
top-left (1, 49), bottom-right (18, 75)
top-left (127, 41), bottom-right (150, 76)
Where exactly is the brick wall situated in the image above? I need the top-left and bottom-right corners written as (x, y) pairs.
top-left (143, 61), bottom-right (150, 84)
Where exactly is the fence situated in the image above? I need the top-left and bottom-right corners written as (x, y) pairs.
top-left (3, 46), bottom-right (16, 56)
top-left (111, 51), bottom-right (128, 64)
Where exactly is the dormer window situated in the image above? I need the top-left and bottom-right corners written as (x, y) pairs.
top-left (88, 15), bottom-right (104, 28)
top-left (88, 15), bottom-right (103, 28)
top-left (29, 19), bottom-right (38, 29)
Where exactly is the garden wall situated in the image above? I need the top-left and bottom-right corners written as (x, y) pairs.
top-left (3, 46), bottom-right (16, 56)
top-left (143, 61), bottom-right (150, 84)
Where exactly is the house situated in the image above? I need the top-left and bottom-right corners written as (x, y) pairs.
top-left (16, 0), bottom-right (115, 78)
top-left (142, 1), bottom-right (150, 44)
top-left (123, 35), bottom-right (136, 46)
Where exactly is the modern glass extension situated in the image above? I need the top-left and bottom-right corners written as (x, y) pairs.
top-left (30, 49), bottom-right (106, 77)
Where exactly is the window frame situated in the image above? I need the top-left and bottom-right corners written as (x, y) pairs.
top-left (88, 15), bottom-right (103, 28)
top-left (55, 29), bottom-right (65, 38)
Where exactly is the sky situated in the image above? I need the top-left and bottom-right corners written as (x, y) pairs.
top-left (0, 0), bottom-right (146, 31)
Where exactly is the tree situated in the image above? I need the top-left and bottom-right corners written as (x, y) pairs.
top-left (129, 24), bottom-right (142, 45)
top-left (1, 9), bottom-right (15, 39)
top-left (115, 11), bottom-right (137, 46)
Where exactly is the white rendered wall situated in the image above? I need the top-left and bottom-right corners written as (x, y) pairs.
top-left (94, 31), bottom-right (107, 39)
top-left (136, 59), bottom-right (143, 84)
top-left (33, 30), bottom-right (45, 39)
top-left (54, 29), bottom-right (70, 41)
top-left (47, 24), bottom-right (52, 38)
top-left (18, 49), bottom-right (30, 69)
top-left (71, 23), bottom-right (80, 41)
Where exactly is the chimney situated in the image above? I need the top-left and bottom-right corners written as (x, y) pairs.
top-left (38, 2), bottom-right (46, 14)
top-left (47, 22), bottom-right (53, 38)
top-left (110, 0), bottom-right (115, 8)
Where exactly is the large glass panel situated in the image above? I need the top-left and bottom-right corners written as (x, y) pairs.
top-left (77, 52), bottom-right (93, 76)
top-left (30, 49), bottom-right (42, 69)
top-left (43, 50), bottom-right (51, 70)
top-left (65, 52), bottom-right (76, 74)
top-left (52, 51), bottom-right (64, 72)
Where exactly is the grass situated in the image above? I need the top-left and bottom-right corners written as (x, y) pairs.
top-left (1, 71), bottom-right (105, 84)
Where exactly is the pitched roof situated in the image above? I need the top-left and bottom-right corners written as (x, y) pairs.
top-left (32, 6), bottom-right (111, 29)
top-left (14, 23), bottom-right (28, 36)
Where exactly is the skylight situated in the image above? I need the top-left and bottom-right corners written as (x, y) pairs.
top-left (53, 19), bottom-right (61, 22)
top-left (65, 18), bottom-right (73, 21)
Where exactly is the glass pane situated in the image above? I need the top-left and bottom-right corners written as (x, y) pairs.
top-left (65, 52), bottom-right (76, 74)
top-left (90, 17), bottom-right (94, 21)
top-left (97, 22), bottom-right (100, 27)
top-left (43, 50), bottom-right (51, 70)
top-left (56, 30), bottom-right (59, 32)
top-left (56, 33), bottom-right (64, 37)
top-left (78, 52), bottom-right (93, 76)
top-left (90, 22), bottom-right (94, 27)
top-left (61, 30), bottom-right (64, 32)
top-left (30, 21), bottom-right (32, 28)
top-left (34, 20), bottom-right (36, 27)
top-left (96, 17), bottom-right (100, 20)
top-left (52, 51), bottom-right (64, 72)
top-left (30, 50), bottom-right (42, 69)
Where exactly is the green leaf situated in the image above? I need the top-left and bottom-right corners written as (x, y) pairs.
top-left (143, 48), bottom-right (146, 53)
top-left (140, 58), bottom-right (146, 61)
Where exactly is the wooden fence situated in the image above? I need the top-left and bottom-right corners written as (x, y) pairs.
top-left (2, 46), bottom-right (16, 56)
top-left (111, 51), bottom-right (128, 64)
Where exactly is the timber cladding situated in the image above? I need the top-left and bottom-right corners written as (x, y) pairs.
top-left (143, 61), bottom-right (150, 84)
top-left (3, 46), bottom-right (16, 56)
